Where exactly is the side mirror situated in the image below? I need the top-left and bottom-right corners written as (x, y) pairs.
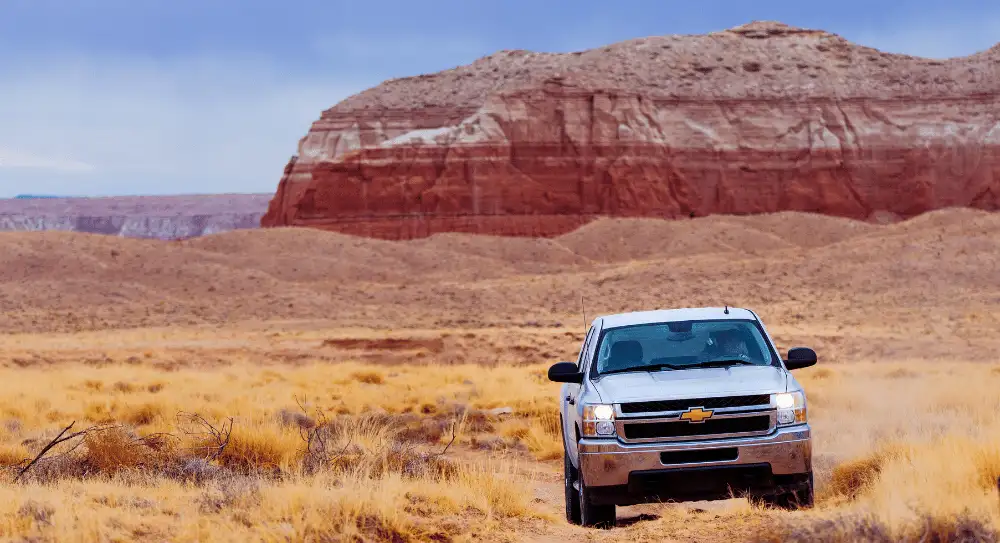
top-left (548, 362), bottom-right (584, 383)
top-left (784, 347), bottom-right (817, 370)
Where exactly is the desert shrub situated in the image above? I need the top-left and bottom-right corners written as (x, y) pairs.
top-left (461, 410), bottom-right (493, 433)
top-left (4, 419), bottom-right (22, 435)
top-left (111, 381), bottom-right (136, 393)
top-left (197, 476), bottom-right (261, 514)
top-left (757, 512), bottom-right (998, 543)
top-left (82, 401), bottom-right (115, 423)
top-left (972, 445), bottom-right (1000, 492)
top-left (394, 415), bottom-right (448, 444)
top-left (295, 414), bottom-right (460, 482)
top-left (455, 460), bottom-right (532, 518)
top-left (166, 457), bottom-right (225, 484)
top-left (342, 441), bottom-right (456, 480)
top-left (215, 422), bottom-right (302, 474)
top-left (17, 425), bottom-right (174, 481)
top-left (0, 443), bottom-right (28, 467)
top-left (884, 368), bottom-right (918, 379)
top-left (913, 513), bottom-right (999, 542)
top-left (496, 412), bottom-right (560, 460)
top-left (276, 408), bottom-right (316, 431)
top-left (754, 513), bottom-right (894, 543)
top-left (351, 370), bottom-right (386, 385)
top-left (349, 514), bottom-right (423, 543)
top-left (84, 427), bottom-right (161, 474)
top-left (17, 500), bottom-right (55, 526)
top-left (120, 402), bottom-right (163, 426)
top-left (827, 444), bottom-right (911, 500)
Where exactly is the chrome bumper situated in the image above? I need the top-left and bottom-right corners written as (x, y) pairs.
top-left (578, 425), bottom-right (811, 487)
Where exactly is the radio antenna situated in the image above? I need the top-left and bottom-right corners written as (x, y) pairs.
top-left (581, 295), bottom-right (588, 331)
top-left (724, 304), bottom-right (730, 315)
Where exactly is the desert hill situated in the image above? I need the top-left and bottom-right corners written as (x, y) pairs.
top-left (3, 210), bottom-right (1000, 365)
top-left (262, 21), bottom-right (1000, 239)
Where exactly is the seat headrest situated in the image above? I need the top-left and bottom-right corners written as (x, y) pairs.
top-left (609, 340), bottom-right (643, 364)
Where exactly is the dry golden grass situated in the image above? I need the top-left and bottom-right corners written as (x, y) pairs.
top-left (0, 355), bottom-right (997, 541)
top-left (0, 360), bottom-right (554, 542)
top-left (0, 466), bottom-right (538, 542)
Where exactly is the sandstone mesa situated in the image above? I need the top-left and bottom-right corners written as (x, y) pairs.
top-left (262, 21), bottom-right (1000, 239)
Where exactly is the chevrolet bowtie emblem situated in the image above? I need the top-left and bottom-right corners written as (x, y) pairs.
top-left (680, 407), bottom-right (714, 423)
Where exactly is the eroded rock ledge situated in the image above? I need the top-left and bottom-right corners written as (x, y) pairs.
top-left (263, 21), bottom-right (1000, 239)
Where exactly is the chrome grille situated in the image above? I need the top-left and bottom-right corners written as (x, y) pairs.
top-left (622, 415), bottom-right (771, 440)
top-left (620, 394), bottom-right (771, 414)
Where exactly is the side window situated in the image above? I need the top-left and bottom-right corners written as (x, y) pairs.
top-left (577, 327), bottom-right (595, 368)
top-left (580, 325), bottom-right (603, 372)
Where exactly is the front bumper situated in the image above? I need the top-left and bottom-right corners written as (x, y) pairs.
top-left (578, 424), bottom-right (811, 489)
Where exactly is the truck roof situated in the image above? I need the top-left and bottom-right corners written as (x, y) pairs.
top-left (597, 307), bottom-right (757, 329)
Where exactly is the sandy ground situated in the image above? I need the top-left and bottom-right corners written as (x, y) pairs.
top-left (1, 209), bottom-right (1000, 541)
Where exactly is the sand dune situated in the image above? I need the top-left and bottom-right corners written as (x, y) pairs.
top-left (554, 216), bottom-right (793, 262)
top-left (720, 211), bottom-right (877, 248)
top-left (1, 211), bottom-right (998, 347)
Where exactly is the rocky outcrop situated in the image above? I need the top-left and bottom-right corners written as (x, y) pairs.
top-left (262, 21), bottom-right (1000, 239)
top-left (0, 194), bottom-right (270, 239)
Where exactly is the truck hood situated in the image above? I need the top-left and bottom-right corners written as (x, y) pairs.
top-left (592, 365), bottom-right (788, 403)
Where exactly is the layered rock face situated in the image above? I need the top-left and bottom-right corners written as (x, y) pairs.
top-left (262, 22), bottom-right (1000, 239)
top-left (0, 194), bottom-right (270, 239)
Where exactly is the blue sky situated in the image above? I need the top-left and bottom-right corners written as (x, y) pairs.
top-left (0, 0), bottom-right (997, 198)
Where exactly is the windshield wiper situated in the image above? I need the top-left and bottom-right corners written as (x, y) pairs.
top-left (600, 359), bottom-right (760, 376)
top-left (600, 363), bottom-right (686, 376)
top-left (693, 359), bottom-right (759, 368)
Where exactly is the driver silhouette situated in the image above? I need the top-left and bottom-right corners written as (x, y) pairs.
top-left (704, 329), bottom-right (751, 360)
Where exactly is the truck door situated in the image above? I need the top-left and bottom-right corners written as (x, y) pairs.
top-left (565, 324), bottom-right (597, 464)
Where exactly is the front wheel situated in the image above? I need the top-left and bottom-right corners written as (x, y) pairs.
top-left (578, 468), bottom-right (616, 528)
top-left (762, 472), bottom-right (814, 510)
top-left (563, 441), bottom-right (581, 525)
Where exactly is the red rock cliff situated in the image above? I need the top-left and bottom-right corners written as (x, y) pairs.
top-left (262, 21), bottom-right (1000, 239)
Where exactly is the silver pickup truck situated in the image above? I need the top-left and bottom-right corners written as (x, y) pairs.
top-left (548, 307), bottom-right (815, 528)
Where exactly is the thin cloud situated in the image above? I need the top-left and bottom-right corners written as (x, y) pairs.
top-left (0, 53), bottom-right (371, 197)
top-left (0, 148), bottom-right (95, 173)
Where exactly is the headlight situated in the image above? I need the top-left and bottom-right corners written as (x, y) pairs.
top-left (582, 404), bottom-right (616, 437)
top-left (774, 391), bottom-right (807, 426)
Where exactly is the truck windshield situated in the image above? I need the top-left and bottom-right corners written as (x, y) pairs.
top-left (593, 319), bottom-right (777, 375)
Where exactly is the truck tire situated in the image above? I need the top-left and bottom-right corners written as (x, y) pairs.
top-left (563, 443), bottom-right (582, 525)
top-left (763, 472), bottom-right (814, 510)
top-left (578, 468), bottom-right (616, 528)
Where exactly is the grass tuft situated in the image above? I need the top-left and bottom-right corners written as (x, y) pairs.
top-left (826, 444), bottom-right (911, 500)
top-left (351, 370), bottom-right (386, 385)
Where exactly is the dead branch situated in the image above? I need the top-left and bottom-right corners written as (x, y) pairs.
top-left (176, 412), bottom-right (233, 461)
top-left (14, 422), bottom-right (133, 481)
top-left (42, 428), bottom-right (99, 460)
top-left (428, 418), bottom-right (459, 459)
top-left (293, 395), bottom-right (311, 417)
top-left (13, 413), bottom-right (232, 482)
top-left (294, 399), bottom-right (360, 473)
top-left (15, 422), bottom-right (76, 482)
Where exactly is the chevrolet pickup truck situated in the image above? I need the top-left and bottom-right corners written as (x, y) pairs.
top-left (548, 307), bottom-right (815, 528)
